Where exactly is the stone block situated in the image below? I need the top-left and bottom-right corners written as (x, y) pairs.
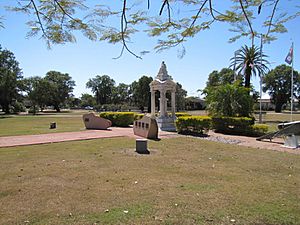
top-left (50, 122), bottom-right (56, 129)
top-left (133, 115), bottom-right (158, 139)
top-left (83, 113), bottom-right (112, 130)
top-left (284, 135), bottom-right (299, 148)
top-left (136, 139), bottom-right (149, 154)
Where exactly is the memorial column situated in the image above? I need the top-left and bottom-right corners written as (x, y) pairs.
top-left (151, 91), bottom-right (156, 117)
top-left (171, 91), bottom-right (176, 118)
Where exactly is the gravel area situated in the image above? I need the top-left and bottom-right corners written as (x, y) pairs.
top-left (201, 131), bottom-right (300, 155)
top-left (199, 135), bottom-right (242, 145)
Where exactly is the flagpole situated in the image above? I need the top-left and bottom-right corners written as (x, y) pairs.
top-left (291, 42), bottom-right (294, 121)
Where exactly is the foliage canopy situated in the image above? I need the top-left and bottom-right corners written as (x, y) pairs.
top-left (230, 45), bottom-right (269, 88)
top-left (263, 64), bottom-right (300, 112)
top-left (1, 0), bottom-right (299, 58)
top-left (206, 83), bottom-right (254, 117)
top-left (0, 45), bottom-right (23, 113)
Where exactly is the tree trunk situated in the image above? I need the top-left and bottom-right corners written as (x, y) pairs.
top-left (244, 66), bottom-right (252, 89)
top-left (2, 103), bottom-right (10, 114)
top-left (275, 102), bottom-right (283, 113)
top-left (54, 105), bottom-right (60, 112)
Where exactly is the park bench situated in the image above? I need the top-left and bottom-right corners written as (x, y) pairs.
top-left (256, 121), bottom-right (300, 148)
top-left (83, 113), bottom-right (112, 130)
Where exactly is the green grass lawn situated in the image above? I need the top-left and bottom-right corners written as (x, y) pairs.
top-left (256, 112), bottom-right (300, 132)
top-left (0, 137), bottom-right (299, 225)
top-left (1, 110), bottom-right (300, 137)
top-left (0, 114), bottom-right (85, 137)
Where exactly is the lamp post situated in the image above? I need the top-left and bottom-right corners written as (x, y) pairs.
top-left (233, 50), bottom-right (239, 81)
top-left (259, 34), bottom-right (263, 124)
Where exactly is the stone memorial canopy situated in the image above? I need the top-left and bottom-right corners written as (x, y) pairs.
top-left (149, 61), bottom-right (177, 131)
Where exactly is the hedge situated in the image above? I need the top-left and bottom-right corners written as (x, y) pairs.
top-left (211, 116), bottom-right (269, 136)
top-left (250, 124), bottom-right (269, 137)
top-left (134, 113), bottom-right (145, 121)
top-left (99, 112), bottom-right (135, 127)
top-left (176, 116), bottom-right (212, 135)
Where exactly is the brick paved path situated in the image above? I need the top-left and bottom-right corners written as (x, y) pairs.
top-left (0, 127), bottom-right (178, 148)
top-left (0, 127), bottom-right (298, 155)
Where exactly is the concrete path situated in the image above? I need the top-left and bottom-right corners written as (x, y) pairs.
top-left (0, 127), bottom-right (178, 148)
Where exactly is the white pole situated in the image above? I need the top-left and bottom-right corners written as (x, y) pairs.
top-left (233, 51), bottom-right (237, 81)
top-left (291, 42), bottom-right (294, 121)
top-left (259, 34), bottom-right (263, 123)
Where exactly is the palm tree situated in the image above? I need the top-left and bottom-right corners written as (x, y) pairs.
top-left (230, 45), bottom-right (269, 88)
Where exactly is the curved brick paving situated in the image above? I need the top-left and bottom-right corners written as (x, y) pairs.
top-left (0, 127), bottom-right (178, 148)
top-left (0, 128), bottom-right (299, 155)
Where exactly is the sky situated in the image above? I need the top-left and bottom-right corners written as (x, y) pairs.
top-left (0, 1), bottom-right (299, 98)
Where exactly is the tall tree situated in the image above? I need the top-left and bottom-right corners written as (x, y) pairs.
top-left (230, 45), bottom-right (269, 89)
top-left (0, 45), bottom-right (23, 113)
top-left (23, 76), bottom-right (45, 113)
top-left (263, 64), bottom-right (300, 113)
top-left (2, 1), bottom-right (299, 58)
top-left (175, 82), bottom-right (187, 111)
top-left (131, 76), bottom-right (153, 112)
top-left (80, 93), bottom-right (96, 108)
top-left (202, 68), bottom-right (243, 95)
top-left (67, 95), bottom-right (81, 109)
top-left (112, 83), bottom-right (131, 105)
top-left (86, 75), bottom-right (115, 105)
top-left (44, 71), bottom-right (75, 112)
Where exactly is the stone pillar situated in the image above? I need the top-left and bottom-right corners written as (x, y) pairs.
top-left (171, 91), bottom-right (176, 118)
top-left (159, 90), bottom-right (166, 118)
top-left (165, 95), bottom-right (168, 117)
top-left (151, 91), bottom-right (156, 117)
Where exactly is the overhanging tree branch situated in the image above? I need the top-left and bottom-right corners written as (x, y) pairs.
top-left (30, 0), bottom-right (48, 39)
top-left (53, 0), bottom-right (77, 22)
top-left (159, 0), bottom-right (171, 23)
top-left (5, 0), bottom-right (299, 59)
top-left (266, 0), bottom-right (280, 37)
top-left (238, 0), bottom-right (255, 46)
top-left (115, 0), bottom-right (142, 59)
top-left (209, 0), bottom-right (224, 21)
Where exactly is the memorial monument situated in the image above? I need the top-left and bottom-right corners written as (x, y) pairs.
top-left (83, 113), bottom-right (112, 130)
top-left (150, 61), bottom-right (177, 131)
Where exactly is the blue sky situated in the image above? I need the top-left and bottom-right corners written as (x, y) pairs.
top-left (0, 1), bottom-right (299, 98)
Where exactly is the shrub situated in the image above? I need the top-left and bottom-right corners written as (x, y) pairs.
top-left (10, 101), bottom-right (26, 113)
top-left (176, 116), bottom-right (212, 135)
top-left (134, 113), bottom-right (145, 121)
top-left (206, 84), bottom-right (254, 117)
top-left (28, 106), bottom-right (40, 114)
top-left (211, 116), bottom-right (255, 135)
top-left (95, 104), bottom-right (130, 112)
top-left (249, 124), bottom-right (269, 137)
top-left (100, 112), bottom-right (135, 127)
top-left (175, 112), bottom-right (192, 117)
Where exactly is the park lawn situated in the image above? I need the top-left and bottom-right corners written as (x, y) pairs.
top-left (1, 110), bottom-right (300, 137)
top-left (0, 137), bottom-right (299, 225)
top-left (0, 115), bottom-right (85, 137)
top-left (263, 112), bottom-right (300, 122)
top-left (258, 112), bottom-right (300, 132)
